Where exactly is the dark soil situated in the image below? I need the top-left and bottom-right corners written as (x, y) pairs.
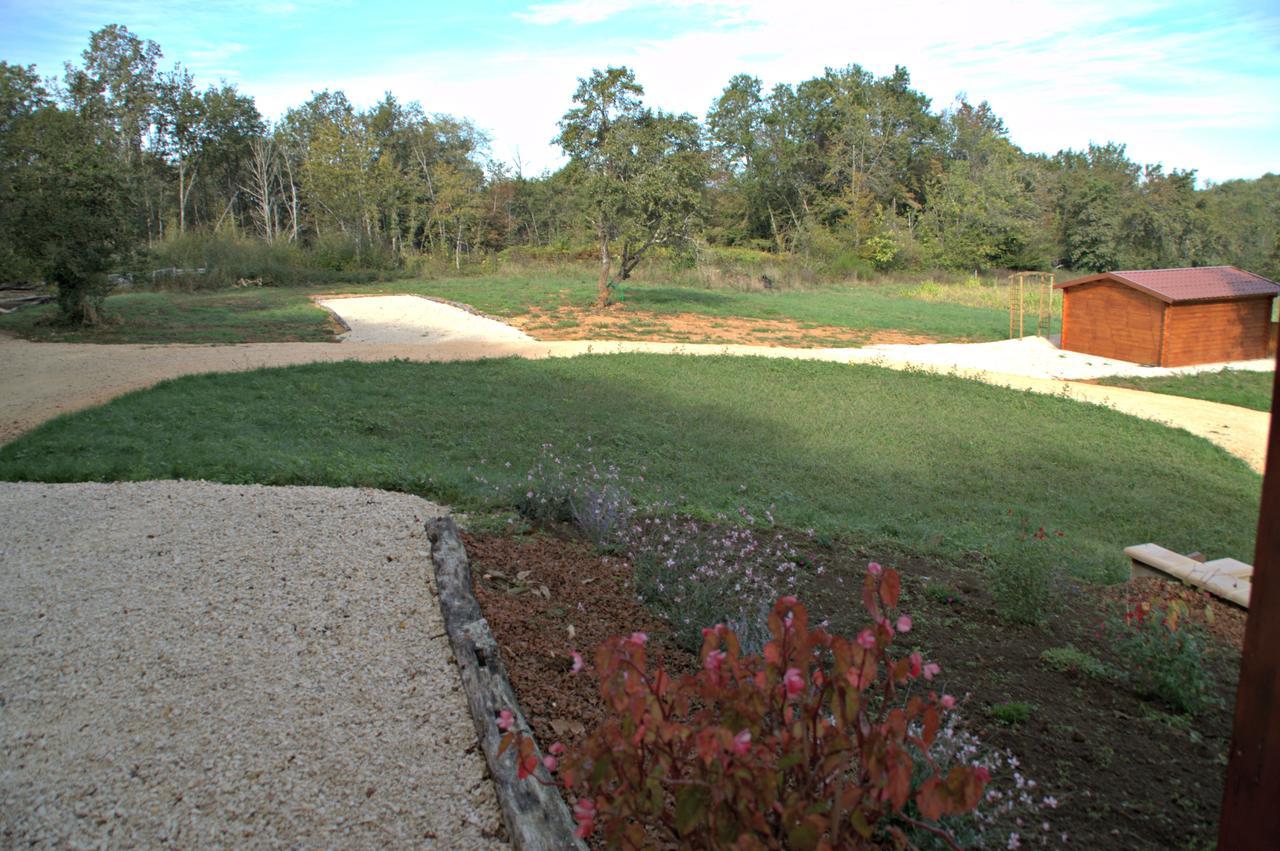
top-left (470, 526), bottom-right (1244, 850)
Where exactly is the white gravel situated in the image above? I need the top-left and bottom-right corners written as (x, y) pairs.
top-left (317, 295), bottom-right (533, 345)
top-left (317, 296), bottom-right (1272, 381)
top-left (853, 335), bottom-right (1275, 380)
top-left (0, 480), bottom-right (506, 849)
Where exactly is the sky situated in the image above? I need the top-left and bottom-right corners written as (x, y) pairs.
top-left (2, 0), bottom-right (1278, 184)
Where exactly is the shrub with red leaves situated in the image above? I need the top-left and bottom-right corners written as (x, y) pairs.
top-left (500, 563), bottom-right (988, 849)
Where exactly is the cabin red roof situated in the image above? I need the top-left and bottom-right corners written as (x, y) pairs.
top-left (1055, 266), bottom-right (1280, 303)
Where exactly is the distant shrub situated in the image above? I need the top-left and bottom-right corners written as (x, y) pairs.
top-left (143, 230), bottom-right (403, 289)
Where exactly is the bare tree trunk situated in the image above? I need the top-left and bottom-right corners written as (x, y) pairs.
top-left (243, 138), bottom-right (279, 242)
top-left (455, 219), bottom-right (463, 270)
top-left (177, 159), bottom-right (188, 234)
top-left (596, 226), bottom-right (611, 308)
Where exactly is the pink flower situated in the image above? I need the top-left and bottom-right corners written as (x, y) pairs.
top-left (497, 709), bottom-right (515, 732)
top-left (549, 742), bottom-right (565, 756)
top-left (857, 629), bottom-right (876, 650)
top-left (896, 614), bottom-right (912, 633)
top-left (704, 649), bottom-right (726, 673)
top-left (868, 562), bottom-right (883, 576)
top-left (733, 730), bottom-right (752, 755)
top-left (573, 798), bottom-right (597, 839)
top-left (941, 694), bottom-right (956, 709)
top-left (909, 652), bottom-right (923, 677)
top-left (923, 662), bottom-right (941, 681)
top-left (628, 631), bottom-right (648, 646)
top-left (542, 755), bottom-right (558, 773)
top-left (779, 595), bottom-right (798, 607)
top-left (783, 667), bottom-right (805, 698)
top-left (570, 651), bottom-right (584, 674)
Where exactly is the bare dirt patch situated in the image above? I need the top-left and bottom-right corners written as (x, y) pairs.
top-left (473, 524), bottom-right (1244, 850)
top-left (510, 306), bottom-right (937, 347)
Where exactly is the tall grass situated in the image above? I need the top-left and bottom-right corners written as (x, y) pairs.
top-left (143, 231), bottom-right (406, 289)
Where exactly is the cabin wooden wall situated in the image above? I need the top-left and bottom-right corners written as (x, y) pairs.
top-left (1161, 298), bottom-right (1274, 367)
top-left (1060, 281), bottom-right (1163, 364)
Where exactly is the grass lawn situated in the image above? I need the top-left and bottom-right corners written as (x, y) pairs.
top-left (0, 288), bottom-right (338, 344)
top-left (0, 272), bottom-right (1008, 345)
top-left (0, 355), bottom-right (1258, 579)
top-left (1096, 368), bottom-right (1275, 412)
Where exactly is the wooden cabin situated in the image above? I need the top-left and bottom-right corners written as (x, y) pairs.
top-left (1055, 266), bottom-right (1279, 367)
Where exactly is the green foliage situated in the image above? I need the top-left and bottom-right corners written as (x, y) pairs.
top-left (146, 230), bottom-right (397, 288)
top-left (557, 66), bottom-right (708, 302)
top-left (4, 26), bottom-right (1278, 300)
top-left (2, 104), bottom-right (137, 322)
top-left (1113, 600), bottom-right (1218, 716)
top-left (1039, 645), bottom-right (1112, 680)
top-left (988, 702), bottom-right (1034, 726)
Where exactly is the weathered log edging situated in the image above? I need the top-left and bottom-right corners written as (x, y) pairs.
top-left (426, 516), bottom-right (587, 851)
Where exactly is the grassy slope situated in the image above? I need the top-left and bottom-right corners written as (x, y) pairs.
top-left (0, 356), bottom-right (1257, 580)
top-left (0, 274), bottom-right (1006, 344)
top-left (1096, 369), bottom-right (1275, 412)
top-left (0, 289), bottom-right (336, 344)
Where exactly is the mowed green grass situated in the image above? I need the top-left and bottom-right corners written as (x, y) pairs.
top-left (0, 273), bottom-right (1007, 345)
top-left (0, 356), bottom-right (1258, 580)
top-left (1097, 369), bottom-right (1275, 412)
top-left (0, 289), bottom-right (337, 344)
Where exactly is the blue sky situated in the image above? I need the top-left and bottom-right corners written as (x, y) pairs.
top-left (2, 0), bottom-right (1278, 183)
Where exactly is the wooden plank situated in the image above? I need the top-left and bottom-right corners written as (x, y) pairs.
top-left (1219, 354), bottom-right (1280, 848)
top-left (1125, 544), bottom-right (1251, 608)
top-left (1203, 558), bottom-right (1254, 579)
top-left (426, 517), bottom-right (587, 851)
top-left (1059, 281), bottom-right (1163, 364)
top-left (1163, 299), bottom-right (1273, 366)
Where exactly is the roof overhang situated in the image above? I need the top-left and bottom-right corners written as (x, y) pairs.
top-left (1055, 271), bottom-right (1280, 305)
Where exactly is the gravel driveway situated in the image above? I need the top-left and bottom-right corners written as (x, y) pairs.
top-left (0, 481), bottom-right (505, 849)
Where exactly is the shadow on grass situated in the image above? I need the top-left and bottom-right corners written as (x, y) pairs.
top-left (0, 355), bottom-right (1260, 582)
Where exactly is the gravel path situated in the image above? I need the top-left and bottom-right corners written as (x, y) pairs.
top-left (0, 481), bottom-right (506, 849)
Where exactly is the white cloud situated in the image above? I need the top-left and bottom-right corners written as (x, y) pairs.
top-left (489, 0), bottom-right (1279, 180)
top-left (516, 0), bottom-right (641, 26)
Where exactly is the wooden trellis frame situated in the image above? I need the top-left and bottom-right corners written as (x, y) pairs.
top-left (1007, 272), bottom-right (1057, 339)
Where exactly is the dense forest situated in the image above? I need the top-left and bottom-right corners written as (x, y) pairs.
top-left (1, 25), bottom-right (1277, 318)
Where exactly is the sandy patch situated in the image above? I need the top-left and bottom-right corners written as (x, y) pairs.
top-left (0, 480), bottom-right (505, 849)
top-left (509, 306), bottom-right (937, 347)
top-left (316, 295), bottom-right (532, 345)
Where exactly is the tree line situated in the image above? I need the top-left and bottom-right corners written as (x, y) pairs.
top-left (1, 25), bottom-right (1277, 319)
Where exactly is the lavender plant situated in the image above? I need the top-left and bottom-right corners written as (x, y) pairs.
top-left (496, 445), bottom-right (807, 654)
